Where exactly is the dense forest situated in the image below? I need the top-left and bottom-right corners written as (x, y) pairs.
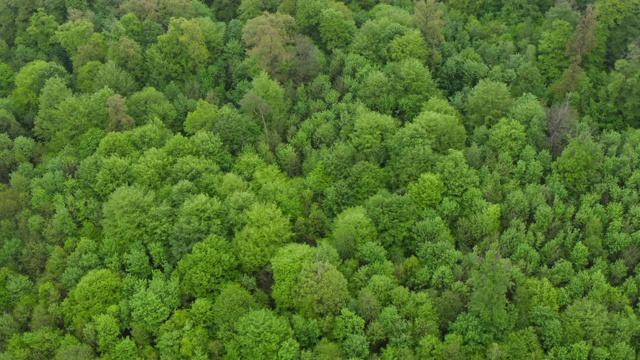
top-left (0, 0), bottom-right (640, 358)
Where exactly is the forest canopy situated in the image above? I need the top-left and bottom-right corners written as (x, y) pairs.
top-left (1, 0), bottom-right (640, 359)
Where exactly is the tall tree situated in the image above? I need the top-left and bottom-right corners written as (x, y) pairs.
top-left (414, 0), bottom-right (444, 66)
top-left (551, 5), bottom-right (599, 98)
top-left (242, 13), bottom-right (296, 81)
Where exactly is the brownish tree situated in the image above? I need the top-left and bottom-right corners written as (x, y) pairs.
top-left (551, 5), bottom-right (598, 99)
top-left (547, 96), bottom-right (577, 157)
top-left (106, 94), bottom-right (134, 132)
top-left (414, 0), bottom-right (444, 66)
top-left (242, 13), bottom-right (297, 81)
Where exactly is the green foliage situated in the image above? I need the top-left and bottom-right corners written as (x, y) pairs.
top-left (126, 87), bottom-right (178, 130)
top-left (293, 261), bottom-right (350, 318)
top-left (61, 269), bottom-right (122, 335)
top-left (234, 202), bottom-right (293, 272)
top-left (413, 110), bottom-right (466, 153)
top-left (1, 1), bottom-right (640, 358)
top-left (147, 17), bottom-right (224, 86)
top-left (487, 118), bottom-right (527, 158)
top-left (225, 309), bottom-right (293, 359)
top-left (176, 235), bottom-right (238, 298)
top-left (553, 136), bottom-right (603, 195)
top-left (319, 6), bottom-right (357, 50)
top-left (331, 206), bottom-right (378, 259)
top-left (465, 80), bottom-right (514, 128)
top-left (54, 19), bottom-right (94, 56)
top-left (408, 173), bottom-right (445, 209)
top-left (271, 243), bottom-right (315, 310)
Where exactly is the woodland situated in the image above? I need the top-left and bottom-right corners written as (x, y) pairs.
top-left (1, 0), bottom-right (640, 358)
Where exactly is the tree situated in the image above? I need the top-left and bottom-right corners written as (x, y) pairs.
top-left (547, 99), bottom-right (577, 156)
top-left (240, 72), bottom-right (288, 142)
top-left (176, 235), bottom-right (238, 298)
top-left (468, 247), bottom-right (513, 342)
top-left (106, 94), bottom-right (134, 132)
top-left (11, 60), bottom-right (68, 116)
top-left (414, 0), bottom-right (444, 66)
top-left (387, 30), bottom-right (429, 63)
top-left (271, 243), bottom-right (315, 310)
top-left (61, 269), bottom-right (122, 335)
top-left (538, 20), bottom-right (574, 83)
top-left (225, 309), bottom-right (294, 359)
top-left (465, 80), bottom-right (513, 128)
top-left (350, 108), bottom-right (398, 165)
top-left (331, 206), bottom-right (377, 259)
top-left (170, 193), bottom-right (226, 261)
top-left (509, 93), bottom-right (548, 150)
top-left (15, 8), bottom-right (58, 56)
top-left (550, 6), bottom-right (599, 99)
top-left (93, 313), bottom-right (119, 355)
top-left (34, 76), bottom-right (72, 141)
top-left (102, 185), bottom-right (154, 247)
top-left (129, 272), bottom-right (180, 335)
top-left (413, 110), bottom-right (466, 153)
top-left (318, 7), bottom-right (356, 50)
top-left (54, 19), bottom-right (93, 57)
top-left (234, 202), bottom-right (293, 272)
top-left (242, 13), bottom-right (296, 80)
top-left (146, 17), bottom-right (223, 85)
top-left (293, 261), bottom-right (350, 318)
top-left (106, 36), bottom-right (143, 80)
top-left (553, 136), bottom-right (603, 195)
top-left (126, 87), bottom-right (178, 130)
top-left (388, 58), bottom-right (440, 120)
top-left (561, 298), bottom-right (610, 347)
top-left (210, 284), bottom-right (258, 335)
top-left (408, 173), bottom-right (445, 209)
top-left (93, 61), bottom-right (138, 96)
top-left (487, 118), bottom-right (527, 158)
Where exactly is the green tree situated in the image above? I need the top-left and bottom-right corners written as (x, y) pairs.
top-left (93, 61), bottom-right (138, 96)
top-left (508, 93), bottom-right (548, 149)
top-left (61, 269), bottom-right (122, 335)
top-left (11, 60), bottom-right (68, 116)
top-left (234, 202), bottom-right (293, 272)
top-left (15, 8), bottom-right (58, 56)
top-left (408, 173), bottom-right (445, 209)
top-left (170, 193), bottom-right (226, 261)
top-left (176, 235), bottom-right (238, 298)
top-left (212, 283), bottom-right (260, 335)
top-left (538, 20), bottom-right (574, 83)
top-left (318, 6), bottom-right (356, 50)
top-left (93, 313), bottom-right (119, 355)
top-left (465, 80), bottom-right (514, 128)
top-left (350, 108), bottom-right (398, 165)
top-left (331, 206), bottom-right (377, 259)
top-left (468, 247), bottom-right (513, 341)
top-left (293, 261), bottom-right (350, 318)
top-left (146, 17), bottom-right (223, 85)
top-left (53, 19), bottom-right (93, 57)
top-left (126, 87), bottom-right (178, 130)
top-left (487, 118), bottom-right (527, 158)
top-left (387, 30), bottom-right (429, 63)
top-left (129, 272), bottom-right (180, 335)
top-left (271, 243), bottom-right (315, 310)
top-left (240, 72), bottom-right (288, 141)
top-left (102, 185), bottom-right (154, 246)
top-left (225, 309), bottom-right (294, 360)
top-left (553, 136), bottom-right (603, 195)
top-left (413, 110), bottom-right (466, 153)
